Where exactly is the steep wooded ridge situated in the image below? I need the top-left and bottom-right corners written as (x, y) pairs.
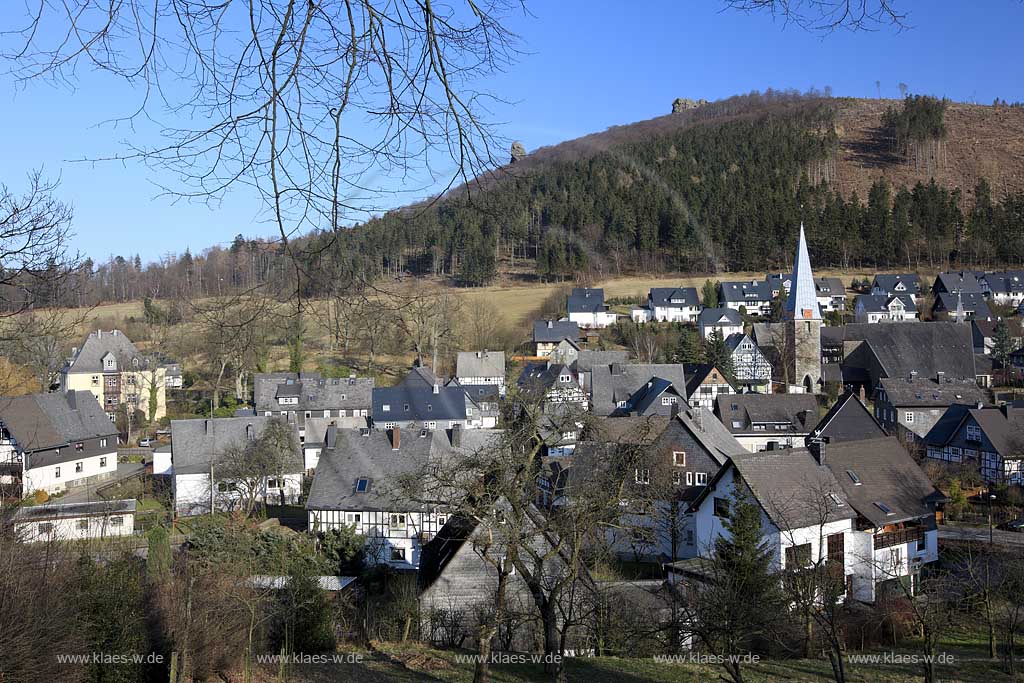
top-left (20, 93), bottom-right (1024, 310)
top-left (302, 92), bottom-right (1024, 288)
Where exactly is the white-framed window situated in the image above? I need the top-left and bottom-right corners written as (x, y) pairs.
top-left (100, 438), bottom-right (107, 448)
top-left (635, 468), bottom-right (650, 485)
top-left (109, 516), bottom-right (124, 527)
top-left (672, 471), bottom-right (681, 485)
top-left (696, 472), bottom-right (708, 485)
top-left (559, 374), bottom-right (571, 383)
top-left (75, 462), bottom-right (84, 473)
top-left (905, 412), bottom-right (914, 424)
top-left (383, 422), bottom-right (397, 430)
top-left (686, 471), bottom-right (693, 486)
top-left (673, 451), bottom-right (686, 467)
top-left (382, 404), bottom-right (390, 412)
top-left (617, 401), bottom-right (628, 408)
top-left (100, 457), bottom-right (107, 467)
top-left (55, 466), bottom-right (61, 478)
top-left (390, 513), bottom-right (406, 528)
top-left (426, 421), bottom-right (437, 430)
top-left (267, 478), bottom-right (280, 489)
top-left (77, 519), bottom-right (89, 530)
top-left (390, 547), bottom-right (406, 562)
top-left (346, 512), bottom-right (361, 524)
top-left (966, 424), bottom-right (982, 441)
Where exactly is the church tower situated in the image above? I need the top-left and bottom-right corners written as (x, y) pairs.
top-left (783, 224), bottom-right (822, 392)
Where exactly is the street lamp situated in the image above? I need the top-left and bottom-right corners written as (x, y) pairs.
top-left (988, 488), bottom-right (997, 547)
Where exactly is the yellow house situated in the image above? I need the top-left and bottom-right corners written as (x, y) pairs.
top-left (61, 330), bottom-right (168, 422)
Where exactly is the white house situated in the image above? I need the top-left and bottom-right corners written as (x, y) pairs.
top-left (871, 274), bottom-right (921, 301)
top-left (13, 499), bottom-right (136, 543)
top-left (567, 288), bottom-right (617, 329)
top-left (169, 416), bottom-right (304, 516)
top-left (687, 437), bottom-right (941, 603)
top-left (455, 350), bottom-right (506, 397)
top-left (306, 426), bottom-right (503, 568)
top-left (632, 287), bottom-right (702, 324)
top-left (853, 294), bottom-right (918, 324)
top-left (718, 280), bottom-right (773, 316)
top-left (981, 271), bottom-right (1024, 306)
top-left (697, 307), bottom-right (743, 340)
top-left (0, 391), bottom-right (118, 497)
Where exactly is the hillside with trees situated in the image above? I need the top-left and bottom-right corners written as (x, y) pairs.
top-left (8, 91), bottom-right (1024, 311)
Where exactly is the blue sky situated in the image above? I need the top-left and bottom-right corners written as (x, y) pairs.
top-left (0, 1), bottom-right (1021, 263)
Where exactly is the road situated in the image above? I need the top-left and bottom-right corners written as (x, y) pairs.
top-left (938, 524), bottom-right (1024, 549)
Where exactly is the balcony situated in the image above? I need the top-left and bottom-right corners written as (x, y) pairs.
top-left (874, 527), bottom-right (924, 550)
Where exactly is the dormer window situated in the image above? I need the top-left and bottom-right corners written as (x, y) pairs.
top-left (559, 374), bottom-right (571, 383)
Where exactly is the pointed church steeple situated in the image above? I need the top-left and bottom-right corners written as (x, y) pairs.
top-left (784, 223), bottom-right (821, 321)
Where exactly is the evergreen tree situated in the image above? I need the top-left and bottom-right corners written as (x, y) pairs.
top-left (702, 279), bottom-right (720, 308)
top-left (703, 329), bottom-right (736, 383)
top-left (271, 565), bottom-right (337, 656)
top-left (992, 319), bottom-right (1018, 370)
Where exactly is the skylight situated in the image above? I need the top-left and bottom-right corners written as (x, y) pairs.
top-left (873, 501), bottom-right (894, 515)
top-left (355, 478), bottom-right (369, 493)
top-left (846, 470), bottom-right (861, 485)
top-left (829, 492), bottom-right (845, 507)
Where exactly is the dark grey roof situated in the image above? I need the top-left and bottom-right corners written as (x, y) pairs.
top-left (934, 271), bottom-right (983, 294)
top-left (13, 499), bottom-right (136, 521)
top-left (0, 391), bottom-right (116, 452)
top-left (253, 372), bottom-right (374, 413)
top-left (766, 273), bottom-right (792, 296)
top-left (649, 287), bottom-right (699, 308)
top-left (823, 437), bottom-right (941, 527)
top-left (815, 277), bottom-right (846, 296)
top-left (372, 383), bottom-right (467, 424)
top-left (872, 274), bottom-right (921, 294)
top-left (517, 362), bottom-right (581, 396)
top-left (877, 377), bottom-right (990, 408)
top-left (532, 320), bottom-right (580, 343)
top-left (567, 288), bottom-right (606, 314)
top-left (676, 407), bottom-right (747, 465)
top-left (66, 329), bottom-right (149, 374)
top-left (715, 394), bottom-right (818, 434)
top-left (966, 407), bottom-right (1024, 456)
top-left (982, 270), bottom-right (1024, 295)
top-left (456, 351), bottom-right (505, 378)
top-left (810, 392), bottom-right (888, 443)
top-left (684, 364), bottom-right (735, 397)
top-left (169, 416), bottom-right (303, 475)
top-left (306, 427), bottom-right (502, 512)
top-left (398, 366), bottom-right (443, 389)
top-left (839, 322), bottom-right (977, 382)
top-left (728, 448), bottom-right (857, 529)
top-left (718, 280), bottom-right (773, 303)
top-left (752, 322), bottom-right (786, 348)
top-left (697, 307), bottom-right (742, 327)
top-left (574, 349), bottom-right (629, 372)
top-left (934, 292), bottom-right (993, 319)
top-left (854, 294), bottom-right (916, 313)
top-left (589, 363), bottom-right (687, 416)
top-left (922, 404), bottom-right (974, 446)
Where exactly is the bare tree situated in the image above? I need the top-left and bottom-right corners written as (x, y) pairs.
top-left (216, 417), bottom-right (299, 516)
top-left (724, 1), bottom-right (909, 32)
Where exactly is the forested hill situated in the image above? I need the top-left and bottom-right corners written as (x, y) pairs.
top-left (303, 92), bottom-right (1024, 289)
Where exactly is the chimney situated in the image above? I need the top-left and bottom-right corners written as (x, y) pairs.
top-left (246, 423), bottom-right (254, 440)
top-left (936, 371), bottom-right (945, 384)
top-left (205, 419), bottom-right (212, 435)
top-left (97, 330), bottom-right (102, 338)
top-left (451, 423), bottom-right (463, 447)
top-left (909, 370), bottom-right (918, 381)
top-left (391, 426), bottom-right (401, 450)
top-left (66, 391), bottom-right (77, 410)
top-left (547, 320), bottom-right (554, 329)
top-left (432, 383), bottom-right (440, 395)
top-left (670, 402), bottom-right (680, 419)
top-left (808, 436), bottom-right (828, 465)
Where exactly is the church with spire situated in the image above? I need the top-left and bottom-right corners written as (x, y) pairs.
top-left (783, 224), bottom-right (822, 392)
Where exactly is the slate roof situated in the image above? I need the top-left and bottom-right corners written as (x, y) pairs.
top-left (766, 273), bottom-right (792, 297)
top-left (718, 280), bottom-right (773, 304)
top-left (715, 394), bottom-right (818, 434)
top-left (533, 320), bottom-right (580, 344)
top-left (0, 391), bottom-right (116, 452)
top-left (14, 499), bottom-right (136, 522)
top-left (934, 292), bottom-right (993, 319)
top-left (982, 271), bottom-right (1024, 296)
top-left (822, 437), bottom-right (942, 527)
top-left (66, 329), bottom-right (150, 374)
top-left (396, 366), bottom-right (442, 390)
top-left (927, 406), bottom-right (1024, 458)
top-left (815, 277), bottom-right (846, 297)
top-left (253, 372), bottom-right (374, 413)
top-left (169, 416), bottom-right (303, 475)
top-left (589, 363), bottom-right (687, 416)
top-left (303, 415), bottom-right (371, 445)
top-left (697, 307), bottom-right (742, 327)
top-left (684, 364), bottom-right (735, 397)
top-left (872, 274), bottom-right (921, 295)
top-left (456, 351), bottom-right (505, 379)
top-left (877, 377), bottom-right (990, 408)
top-left (855, 294), bottom-right (917, 314)
top-left (839, 322), bottom-right (977, 382)
top-left (784, 225), bottom-right (821, 321)
top-left (587, 415), bottom-right (673, 444)
top-left (574, 349), bottom-right (629, 372)
top-left (726, 448), bottom-right (856, 529)
top-left (306, 427), bottom-right (502, 512)
top-left (921, 404), bottom-right (974, 446)
top-left (372, 383), bottom-right (467, 424)
top-left (567, 288), bottom-right (606, 314)
top-left (809, 392), bottom-right (888, 444)
top-left (676, 407), bottom-right (748, 466)
top-left (934, 271), bottom-right (983, 295)
top-left (649, 287), bottom-right (700, 308)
